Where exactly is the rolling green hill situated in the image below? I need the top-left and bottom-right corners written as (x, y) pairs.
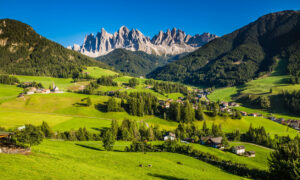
top-left (0, 140), bottom-right (246, 180)
top-left (148, 10), bottom-right (300, 87)
top-left (0, 19), bottom-right (109, 78)
top-left (96, 49), bottom-right (188, 76)
top-left (96, 49), bottom-right (169, 76)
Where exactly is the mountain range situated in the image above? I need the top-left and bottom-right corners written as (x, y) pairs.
top-left (68, 27), bottom-right (217, 57)
top-left (148, 10), bottom-right (300, 87)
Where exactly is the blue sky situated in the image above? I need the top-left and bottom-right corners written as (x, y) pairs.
top-left (0, 0), bottom-right (299, 46)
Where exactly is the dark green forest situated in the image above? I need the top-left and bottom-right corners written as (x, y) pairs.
top-left (0, 19), bottom-right (108, 78)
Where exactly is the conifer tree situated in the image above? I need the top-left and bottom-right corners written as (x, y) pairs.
top-left (102, 129), bottom-right (115, 151)
top-left (196, 102), bottom-right (204, 120)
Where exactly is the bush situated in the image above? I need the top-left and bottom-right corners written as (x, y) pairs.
top-left (12, 124), bottom-right (44, 147)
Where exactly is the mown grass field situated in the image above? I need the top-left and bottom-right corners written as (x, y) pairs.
top-left (207, 87), bottom-right (238, 102)
top-left (0, 84), bottom-right (23, 104)
top-left (83, 66), bottom-right (118, 78)
top-left (194, 115), bottom-right (298, 138)
top-left (0, 140), bottom-right (246, 180)
top-left (14, 75), bottom-right (73, 90)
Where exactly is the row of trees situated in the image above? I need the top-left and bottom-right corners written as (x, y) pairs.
top-left (102, 119), bottom-right (164, 151)
top-left (281, 90), bottom-right (300, 115)
top-left (145, 80), bottom-right (188, 95)
top-left (0, 75), bottom-right (19, 85)
top-left (167, 101), bottom-right (198, 123)
top-left (97, 76), bottom-right (118, 86)
top-left (124, 92), bottom-right (159, 116)
top-left (56, 127), bottom-right (101, 141)
top-left (128, 78), bottom-right (139, 87)
top-left (72, 71), bottom-right (93, 82)
top-left (18, 81), bottom-right (44, 89)
top-left (241, 124), bottom-right (293, 148)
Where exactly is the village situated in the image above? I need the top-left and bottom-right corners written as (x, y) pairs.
top-left (17, 82), bottom-right (64, 98)
top-left (157, 87), bottom-right (300, 131)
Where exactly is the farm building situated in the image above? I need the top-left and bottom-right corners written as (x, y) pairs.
top-left (200, 136), bottom-right (224, 149)
top-left (231, 146), bottom-right (245, 155)
top-left (0, 132), bottom-right (13, 139)
top-left (245, 151), bottom-right (256, 157)
top-left (163, 132), bottom-right (176, 141)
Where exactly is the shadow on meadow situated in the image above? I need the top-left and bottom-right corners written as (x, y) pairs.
top-left (147, 173), bottom-right (187, 180)
top-left (75, 144), bottom-right (104, 151)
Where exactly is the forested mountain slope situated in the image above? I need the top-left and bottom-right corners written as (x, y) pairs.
top-left (148, 10), bottom-right (300, 87)
top-left (96, 49), bottom-right (184, 76)
top-left (0, 19), bottom-right (108, 78)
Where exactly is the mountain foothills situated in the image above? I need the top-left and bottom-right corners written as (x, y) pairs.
top-left (0, 19), bottom-right (108, 78)
top-left (96, 48), bottom-right (188, 76)
top-left (68, 26), bottom-right (217, 57)
top-left (148, 10), bottom-right (300, 87)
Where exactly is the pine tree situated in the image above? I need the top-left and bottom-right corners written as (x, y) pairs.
top-left (40, 121), bottom-right (53, 138)
top-left (102, 129), bottom-right (115, 151)
top-left (176, 102), bottom-right (181, 122)
top-left (202, 121), bottom-right (209, 136)
top-left (111, 119), bottom-right (119, 140)
top-left (196, 102), bottom-right (204, 120)
top-left (268, 138), bottom-right (300, 180)
top-left (147, 127), bottom-right (154, 141)
top-left (86, 97), bottom-right (92, 106)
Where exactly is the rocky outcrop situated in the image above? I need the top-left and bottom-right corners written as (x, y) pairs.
top-left (0, 146), bottom-right (31, 154)
top-left (68, 27), bottom-right (217, 57)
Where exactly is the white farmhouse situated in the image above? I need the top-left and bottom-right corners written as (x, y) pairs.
top-left (232, 145), bottom-right (246, 155)
top-left (163, 132), bottom-right (176, 141)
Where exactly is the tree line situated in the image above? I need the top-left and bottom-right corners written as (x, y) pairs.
top-left (0, 75), bottom-right (20, 85)
top-left (145, 79), bottom-right (188, 95)
top-left (241, 124), bottom-right (293, 149)
top-left (280, 90), bottom-right (300, 115)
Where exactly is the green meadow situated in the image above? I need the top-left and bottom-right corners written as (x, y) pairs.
top-left (190, 141), bottom-right (273, 170)
top-left (84, 66), bottom-right (118, 78)
top-left (15, 75), bottom-right (73, 90)
top-left (0, 140), bottom-right (246, 180)
top-left (0, 84), bottom-right (23, 104)
top-left (208, 74), bottom-right (300, 122)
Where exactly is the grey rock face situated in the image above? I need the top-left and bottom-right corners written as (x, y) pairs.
top-left (68, 26), bottom-right (217, 57)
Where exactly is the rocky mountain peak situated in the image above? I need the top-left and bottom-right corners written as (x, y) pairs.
top-left (69, 26), bottom-right (218, 57)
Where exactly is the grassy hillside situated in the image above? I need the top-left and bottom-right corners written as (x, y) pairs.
top-left (190, 142), bottom-right (273, 170)
top-left (83, 66), bottom-right (118, 78)
top-left (0, 140), bottom-right (245, 180)
top-left (0, 84), bottom-right (23, 104)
